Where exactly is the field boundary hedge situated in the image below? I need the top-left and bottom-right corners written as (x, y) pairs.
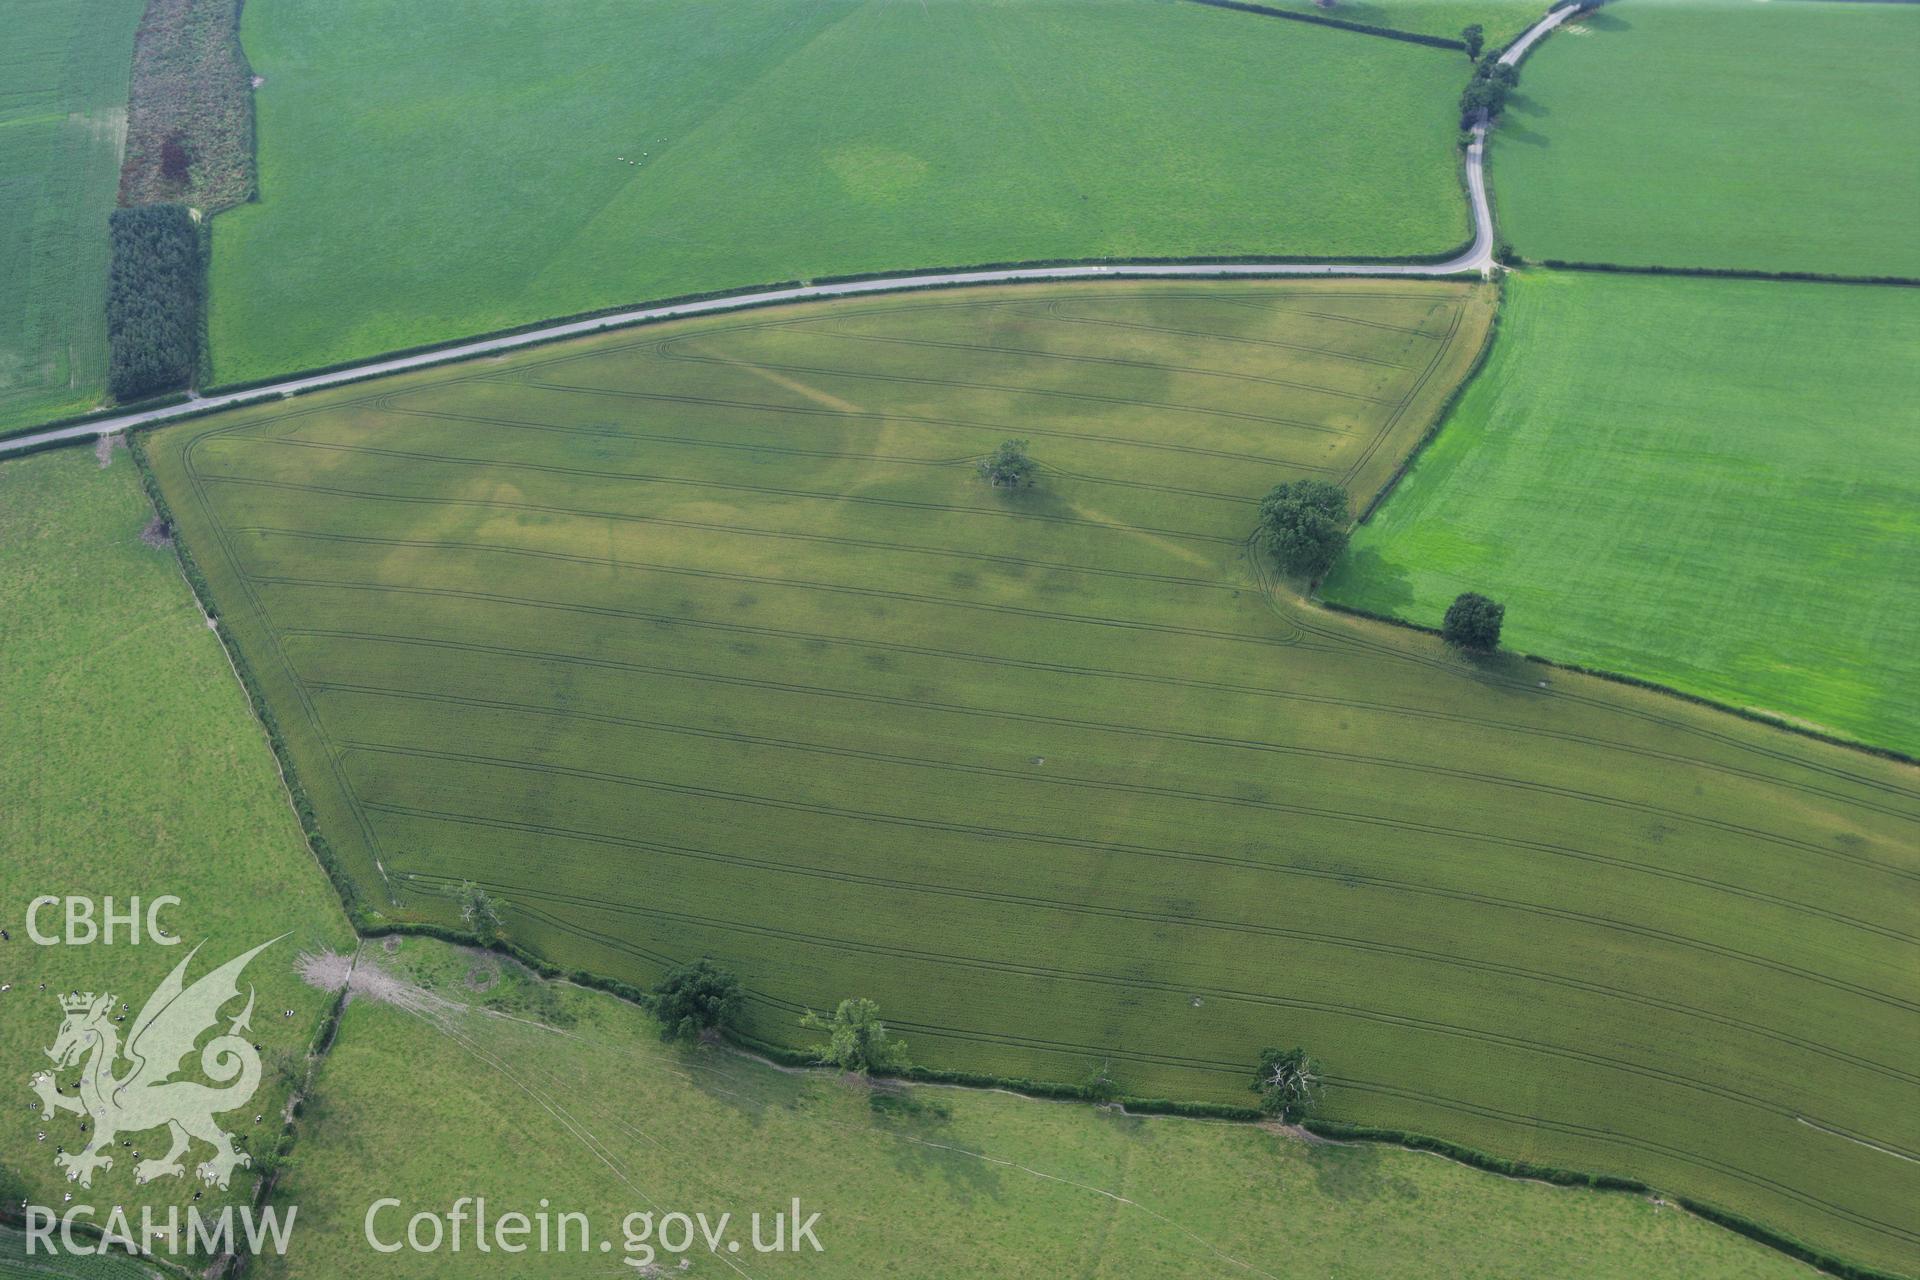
top-left (1523, 257), bottom-right (1920, 288)
top-left (0, 392), bottom-right (191, 444)
top-left (1357, 277), bottom-right (1506, 521)
top-left (129, 438), bottom-right (368, 921)
top-left (1316, 599), bottom-right (1919, 765)
top-left (1180, 0), bottom-right (1467, 50)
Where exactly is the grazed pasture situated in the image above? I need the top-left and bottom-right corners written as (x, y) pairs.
top-left (0, 452), bottom-right (353, 1233)
top-left (142, 282), bottom-right (1920, 1275)
top-left (0, 0), bottom-right (143, 432)
top-left (1328, 271), bottom-right (1920, 755)
top-left (1492, 0), bottom-right (1920, 277)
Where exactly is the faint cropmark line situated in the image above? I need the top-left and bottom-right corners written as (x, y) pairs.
top-left (31, 937), bottom-right (285, 1190)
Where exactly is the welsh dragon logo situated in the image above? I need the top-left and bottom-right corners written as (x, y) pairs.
top-left (31, 937), bottom-right (282, 1190)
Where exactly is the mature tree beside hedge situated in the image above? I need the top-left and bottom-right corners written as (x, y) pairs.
top-left (1462, 23), bottom-right (1484, 59)
top-left (801, 998), bottom-right (908, 1075)
top-left (106, 204), bottom-right (203, 402)
top-left (648, 958), bottom-right (745, 1043)
top-left (1251, 1046), bottom-right (1322, 1120)
top-left (1443, 591), bottom-right (1505, 650)
top-left (1258, 479), bottom-right (1350, 579)
top-left (457, 879), bottom-right (503, 944)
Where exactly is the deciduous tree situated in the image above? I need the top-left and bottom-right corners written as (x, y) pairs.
top-left (1258, 479), bottom-right (1350, 579)
top-left (1442, 591), bottom-right (1505, 651)
top-left (648, 958), bottom-right (745, 1043)
top-left (1251, 1046), bottom-right (1322, 1120)
top-left (801, 998), bottom-right (909, 1075)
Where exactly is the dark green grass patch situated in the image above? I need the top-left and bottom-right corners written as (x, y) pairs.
top-left (1327, 271), bottom-right (1920, 756)
top-left (0, 0), bottom-right (143, 433)
top-left (1490, 0), bottom-right (1920, 278)
top-left (143, 282), bottom-right (1920, 1276)
top-left (205, 0), bottom-right (1468, 386)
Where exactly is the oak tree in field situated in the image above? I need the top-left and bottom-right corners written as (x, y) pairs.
top-left (1251, 1046), bottom-right (1322, 1120)
top-left (801, 998), bottom-right (909, 1075)
top-left (1258, 479), bottom-right (1350, 579)
top-left (1462, 23), bottom-right (1485, 59)
top-left (648, 957), bottom-right (745, 1043)
top-left (980, 438), bottom-right (1036, 488)
top-left (1442, 591), bottom-right (1505, 651)
top-left (458, 880), bottom-right (503, 944)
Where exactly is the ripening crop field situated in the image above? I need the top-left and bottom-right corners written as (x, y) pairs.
top-left (203, 0), bottom-right (1470, 386)
top-left (1326, 271), bottom-right (1920, 756)
top-left (0, 0), bottom-right (143, 433)
top-left (142, 282), bottom-right (1920, 1276)
top-left (1491, 0), bottom-right (1920, 278)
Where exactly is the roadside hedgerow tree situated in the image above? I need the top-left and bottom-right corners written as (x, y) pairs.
top-left (801, 998), bottom-right (908, 1075)
top-left (1462, 23), bottom-right (1485, 59)
top-left (1083, 1058), bottom-right (1123, 1106)
top-left (1459, 76), bottom-right (1509, 127)
top-left (458, 880), bottom-right (503, 944)
top-left (1480, 58), bottom-right (1519, 89)
top-left (979, 438), bottom-right (1036, 488)
top-left (1251, 1046), bottom-right (1322, 1120)
top-left (648, 957), bottom-right (745, 1043)
top-left (1442, 592), bottom-right (1505, 651)
top-left (1258, 479), bottom-right (1350, 579)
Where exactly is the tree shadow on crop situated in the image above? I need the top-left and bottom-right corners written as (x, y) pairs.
top-left (1583, 8), bottom-right (1630, 34)
top-left (1306, 1142), bottom-right (1421, 1205)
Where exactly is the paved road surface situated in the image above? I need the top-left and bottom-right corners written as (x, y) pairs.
top-left (0, 4), bottom-right (1578, 458)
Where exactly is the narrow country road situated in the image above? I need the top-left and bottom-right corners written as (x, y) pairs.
top-left (0, 4), bottom-right (1578, 459)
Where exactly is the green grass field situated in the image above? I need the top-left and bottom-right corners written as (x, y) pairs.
top-left (1491, 0), bottom-right (1920, 278)
top-left (253, 933), bottom-right (1816, 1278)
top-left (204, 0), bottom-right (1471, 387)
top-left (1326, 271), bottom-right (1920, 755)
top-left (0, 1226), bottom-right (162, 1280)
top-left (0, 0), bottom-right (143, 432)
top-left (1249, 0), bottom-right (1543, 47)
top-left (142, 281), bottom-right (1920, 1276)
top-left (0, 450), bottom-right (355, 1234)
